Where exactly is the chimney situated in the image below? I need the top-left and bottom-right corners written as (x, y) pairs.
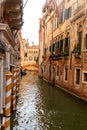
top-left (32, 41), bottom-right (34, 46)
top-left (27, 39), bottom-right (30, 46)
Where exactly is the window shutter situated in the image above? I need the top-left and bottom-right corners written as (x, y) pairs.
top-left (64, 7), bottom-right (71, 20)
top-left (59, 11), bottom-right (63, 24)
top-left (64, 9), bottom-right (68, 20)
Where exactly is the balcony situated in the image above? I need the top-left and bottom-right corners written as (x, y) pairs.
top-left (5, 0), bottom-right (23, 30)
top-left (72, 44), bottom-right (81, 58)
top-left (74, 52), bottom-right (81, 58)
top-left (49, 44), bottom-right (69, 60)
top-left (49, 51), bottom-right (63, 60)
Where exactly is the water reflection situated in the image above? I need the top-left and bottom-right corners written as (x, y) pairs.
top-left (11, 71), bottom-right (87, 130)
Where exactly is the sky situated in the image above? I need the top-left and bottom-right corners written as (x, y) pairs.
top-left (22, 0), bottom-right (46, 45)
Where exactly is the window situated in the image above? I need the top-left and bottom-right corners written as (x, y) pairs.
top-left (76, 31), bottom-right (82, 54)
top-left (29, 57), bottom-right (32, 60)
top-left (60, 39), bottom-right (63, 54)
top-left (57, 66), bottom-right (59, 76)
top-left (34, 57), bottom-right (37, 61)
top-left (57, 41), bottom-right (59, 49)
top-left (53, 43), bottom-right (55, 52)
top-left (49, 46), bottom-right (51, 52)
top-left (59, 10), bottom-right (63, 24)
top-left (64, 67), bottom-right (68, 81)
top-left (64, 7), bottom-right (71, 20)
top-left (75, 68), bottom-right (80, 85)
top-left (78, 31), bottom-right (82, 46)
top-left (82, 72), bottom-right (87, 83)
top-left (64, 37), bottom-right (70, 55)
top-left (84, 34), bottom-right (87, 49)
top-left (51, 43), bottom-right (55, 53)
top-left (24, 52), bottom-right (27, 57)
top-left (84, 73), bottom-right (87, 82)
top-left (53, 16), bottom-right (56, 30)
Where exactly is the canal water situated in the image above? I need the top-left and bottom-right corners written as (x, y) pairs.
top-left (11, 71), bottom-right (87, 130)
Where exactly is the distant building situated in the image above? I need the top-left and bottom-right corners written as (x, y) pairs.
top-left (28, 42), bottom-right (39, 65)
top-left (20, 38), bottom-right (28, 66)
top-left (20, 39), bottom-right (39, 69)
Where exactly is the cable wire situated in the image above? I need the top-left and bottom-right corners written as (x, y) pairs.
top-left (23, 0), bottom-right (29, 9)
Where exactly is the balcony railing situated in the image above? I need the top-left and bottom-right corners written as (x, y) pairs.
top-left (49, 50), bottom-right (69, 60)
top-left (72, 43), bottom-right (81, 58)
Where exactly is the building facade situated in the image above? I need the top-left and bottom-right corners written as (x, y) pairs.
top-left (20, 39), bottom-right (39, 70)
top-left (20, 38), bottom-right (28, 66)
top-left (39, 0), bottom-right (87, 100)
top-left (0, 0), bottom-right (23, 128)
top-left (28, 42), bottom-right (39, 65)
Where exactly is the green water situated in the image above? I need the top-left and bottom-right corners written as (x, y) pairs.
top-left (11, 72), bottom-right (87, 130)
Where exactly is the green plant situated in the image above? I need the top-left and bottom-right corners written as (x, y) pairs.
top-left (73, 43), bottom-right (81, 54)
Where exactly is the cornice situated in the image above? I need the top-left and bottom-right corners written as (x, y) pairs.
top-left (0, 23), bottom-right (16, 47)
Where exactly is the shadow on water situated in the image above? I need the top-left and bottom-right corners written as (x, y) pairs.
top-left (11, 71), bottom-right (87, 130)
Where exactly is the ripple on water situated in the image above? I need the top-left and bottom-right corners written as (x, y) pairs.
top-left (11, 72), bottom-right (87, 130)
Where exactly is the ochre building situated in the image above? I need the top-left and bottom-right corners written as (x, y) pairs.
top-left (39, 0), bottom-right (87, 101)
top-left (20, 40), bottom-right (39, 71)
top-left (28, 42), bottom-right (39, 65)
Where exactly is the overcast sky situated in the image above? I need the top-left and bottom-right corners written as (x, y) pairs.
top-left (22, 0), bottom-right (46, 45)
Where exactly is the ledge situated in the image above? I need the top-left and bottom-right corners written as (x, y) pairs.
top-left (0, 23), bottom-right (16, 47)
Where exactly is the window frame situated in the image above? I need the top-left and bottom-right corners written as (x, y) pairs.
top-left (74, 67), bottom-right (81, 86)
top-left (82, 71), bottom-right (87, 84)
top-left (64, 67), bottom-right (68, 82)
top-left (84, 33), bottom-right (87, 50)
top-left (56, 65), bottom-right (59, 76)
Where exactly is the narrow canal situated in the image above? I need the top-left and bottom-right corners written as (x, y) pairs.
top-left (11, 71), bottom-right (87, 130)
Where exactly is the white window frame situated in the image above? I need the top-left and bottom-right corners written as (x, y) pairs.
top-left (82, 71), bottom-right (87, 84)
top-left (74, 67), bottom-right (81, 86)
top-left (64, 67), bottom-right (68, 82)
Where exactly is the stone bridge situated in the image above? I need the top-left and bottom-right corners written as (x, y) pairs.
top-left (22, 64), bottom-right (39, 71)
